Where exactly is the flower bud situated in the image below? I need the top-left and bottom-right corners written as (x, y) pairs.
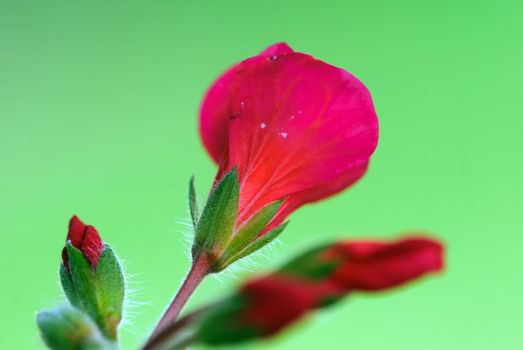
top-left (194, 236), bottom-right (444, 345)
top-left (37, 306), bottom-right (112, 350)
top-left (195, 276), bottom-right (318, 345)
top-left (60, 216), bottom-right (125, 341)
top-left (324, 236), bottom-right (444, 291)
top-left (279, 236), bottom-right (444, 292)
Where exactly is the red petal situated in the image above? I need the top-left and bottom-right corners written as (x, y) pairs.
top-left (328, 236), bottom-right (444, 291)
top-left (263, 162), bottom-right (369, 233)
top-left (67, 215), bottom-right (86, 246)
top-left (217, 52), bottom-right (378, 226)
top-left (200, 43), bottom-right (295, 164)
top-left (62, 215), bottom-right (104, 269)
top-left (199, 66), bottom-right (235, 164)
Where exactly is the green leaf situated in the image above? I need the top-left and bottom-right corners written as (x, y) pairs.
top-left (37, 306), bottom-right (112, 350)
top-left (218, 222), bottom-right (288, 270)
top-left (188, 175), bottom-right (199, 228)
top-left (60, 264), bottom-right (78, 306)
top-left (66, 243), bottom-right (101, 325)
top-left (193, 168), bottom-right (239, 256)
top-left (216, 200), bottom-right (283, 270)
top-left (95, 245), bottom-right (125, 340)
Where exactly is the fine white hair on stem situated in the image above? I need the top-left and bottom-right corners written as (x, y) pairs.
top-left (174, 216), bottom-right (195, 262)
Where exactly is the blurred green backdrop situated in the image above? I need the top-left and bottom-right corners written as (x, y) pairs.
top-left (1, 0), bottom-right (522, 349)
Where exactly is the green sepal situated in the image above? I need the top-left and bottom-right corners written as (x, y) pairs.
top-left (188, 175), bottom-right (199, 228)
top-left (192, 168), bottom-right (239, 257)
top-left (195, 296), bottom-right (260, 345)
top-left (278, 244), bottom-right (341, 281)
top-left (65, 243), bottom-right (125, 340)
top-left (66, 243), bottom-right (101, 325)
top-left (60, 264), bottom-right (78, 306)
top-left (37, 306), bottom-right (112, 350)
top-left (217, 222), bottom-right (288, 271)
top-left (214, 201), bottom-right (283, 271)
top-left (95, 245), bottom-right (125, 340)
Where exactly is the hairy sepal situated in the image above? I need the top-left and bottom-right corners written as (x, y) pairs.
top-left (212, 201), bottom-right (284, 271)
top-left (192, 168), bottom-right (239, 257)
top-left (216, 222), bottom-right (288, 271)
top-left (63, 243), bottom-right (125, 340)
top-left (95, 245), bottom-right (125, 340)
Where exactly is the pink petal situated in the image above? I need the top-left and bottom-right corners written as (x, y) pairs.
top-left (218, 52), bottom-right (378, 225)
top-left (200, 43), bottom-right (295, 163)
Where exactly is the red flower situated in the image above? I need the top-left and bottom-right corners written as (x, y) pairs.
top-left (324, 236), bottom-right (444, 291)
top-left (62, 215), bottom-right (104, 269)
top-left (200, 43), bottom-right (379, 232)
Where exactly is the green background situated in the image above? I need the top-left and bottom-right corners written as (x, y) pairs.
top-left (1, 0), bottom-right (522, 349)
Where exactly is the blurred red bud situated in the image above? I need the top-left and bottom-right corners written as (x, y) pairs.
top-left (325, 236), bottom-right (444, 291)
top-left (240, 276), bottom-right (317, 336)
top-left (194, 236), bottom-right (444, 345)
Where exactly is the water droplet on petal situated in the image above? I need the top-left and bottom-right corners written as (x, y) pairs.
top-left (240, 101), bottom-right (245, 109)
top-left (260, 122), bottom-right (267, 129)
top-left (269, 55), bottom-right (279, 61)
top-left (280, 132), bottom-right (288, 138)
top-left (289, 115), bottom-right (295, 120)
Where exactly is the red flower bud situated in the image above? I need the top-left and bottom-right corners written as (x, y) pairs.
top-left (325, 236), bottom-right (444, 291)
top-left (194, 236), bottom-right (444, 345)
top-left (239, 276), bottom-right (318, 336)
top-left (240, 237), bottom-right (443, 335)
top-left (61, 215), bottom-right (104, 269)
top-left (200, 43), bottom-right (379, 233)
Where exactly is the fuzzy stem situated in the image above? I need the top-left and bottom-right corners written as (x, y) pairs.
top-left (148, 254), bottom-right (209, 342)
